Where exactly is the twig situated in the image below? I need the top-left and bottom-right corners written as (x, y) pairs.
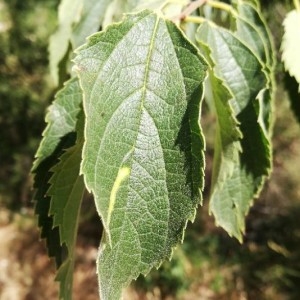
top-left (172, 0), bottom-right (207, 22)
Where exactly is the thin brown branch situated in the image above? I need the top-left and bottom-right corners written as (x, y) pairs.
top-left (172, 0), bottom-right (207, 22)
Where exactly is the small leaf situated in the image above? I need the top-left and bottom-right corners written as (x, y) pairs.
top-left (197, 22), bottom-right (271, 240)
top-left (33, 133), bottom-right (77, 267)
top-left (48, 117), bottom-right (85, 300)
top-left (234, 14), bottom-right (267, 63)
top-left (205, 72), bottom-right (242, 195)
top-left (234, 2), bottom-right (276, 135)
top-left (71, 0), bottom-right (111, 48)
top-left (32, 77), bottom-right (82, 270)
top-left (135, 0), bottom-right (188, 19)
top-left (236, 1), bottom-right (275, 70)
top-left (49, 0), bottom-right (82, 85)
top-left (282, 9), bottom-right (300, 89)
top-left (74, 10), bottom-right (207, 299)
top-left (32, 77), bottom-right (82, 171)
top-left (102, 0), bottom-right (140, 28)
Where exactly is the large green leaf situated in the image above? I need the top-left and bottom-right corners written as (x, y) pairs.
top-left (74, 10), bottom-right (207, 299)
top-left (282, 9), bottom-right (300, 89)
top-left (47, 114), bottom-right (85, 300)
top-left (197, 22), bottom-right (271, 240)
top-left (32, 77), bottom-right (82, 171)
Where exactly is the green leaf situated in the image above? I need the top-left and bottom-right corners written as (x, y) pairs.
top-left (71, 0), bottom-right (111, 48)
top-left (237, 1), bottom-right (276, 138)
top-left (33, 132), bottom-right (77, 267)
top-left (234, 14), bottom-right (268, 64)
top-left (49, 0), bottom-right (82, 85)
top-left (32, 77), bottom-right (82, 171)
top-left (282, 9), bottom-right (300, 89)
top-left (48, 115), bottom-right (85, 300)
top-left (235, 1), bottom-right (274, 70)
top-left (205, 73), bottom-right (242, 198)
top-left (32, 77), bottom-right (82, 270)
top-left (74, 10), bottom-right (207, 299)
top-left (102, 0), bottom-right (140, 27)
top-left (101, 0), bottom-right (183, 28)
top-left (135, 0), bottom-right (188, 18)
top-left (197, 22), bottom-right (271, 240)
top-left (234, 2), bottom-right (276, 135)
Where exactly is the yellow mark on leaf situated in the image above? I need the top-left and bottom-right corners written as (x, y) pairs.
top-left (107, 167), bottom-right (130, 228)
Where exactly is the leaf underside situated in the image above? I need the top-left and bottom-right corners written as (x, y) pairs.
top-left (74, 9), bottom-right (207, 300)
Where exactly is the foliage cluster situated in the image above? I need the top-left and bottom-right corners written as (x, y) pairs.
top-left (27, 0), bottom-right (300, 299)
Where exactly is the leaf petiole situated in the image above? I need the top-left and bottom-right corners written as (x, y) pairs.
top-left (206, 0), bottom-right (238, 17)
top-left (183, 15), bottom-right (207, 24)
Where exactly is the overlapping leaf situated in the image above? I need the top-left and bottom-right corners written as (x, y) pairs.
top-left (49, 0), bottom-right (111, 85)
top-left (235, 1), bottom-right (274, 69)
top-left (71, 0), bottom-right (111, 48)
top-left (32, 77), bottom-right (82, 170)
top-left (101, 0), bottom-right (186, 28)
top-left (47, 113), bottom-right (85, 300)
top-left (32, 77), bottom-right (83, 269)
top-left (204, 71), bottom-right (242, 209)
top-left (74, 10), bottom-right (207, 299)
top-left (33, 132), bottom-right (76, 267)
top-left (234, 1), bottom-right (275, 138)
top-left (197, 22), bottom-right (271, 240)
top-left (234, 13), bottom-right (267, 64)
top-left (49, 0), bottom-right (82, 85)
top-left (102, 0), bottom-right (139, 28)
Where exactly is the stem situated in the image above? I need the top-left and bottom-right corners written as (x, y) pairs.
top-left (294, 0), bottom-right (300, 11)
top-left (172, 0), bottom-right (207, 22)
top-left (206, 0), bottom-right (237, 17)
top-left (175, 0), bottom-right (238, 24)
top-left (183, 15), bottom-right (207, 24)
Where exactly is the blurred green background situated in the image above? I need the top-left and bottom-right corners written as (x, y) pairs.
top-left (0, 0), bottom-right (300, 299)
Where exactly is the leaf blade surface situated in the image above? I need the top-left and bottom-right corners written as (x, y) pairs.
top-left (32, 77), bottom-right (82, 170)
top-left (197, 22), bottom-right (271, 240)
top-left (74, 10), bottom-right (207, 299)
top-left (48, 129), bottom-right (85, 300)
